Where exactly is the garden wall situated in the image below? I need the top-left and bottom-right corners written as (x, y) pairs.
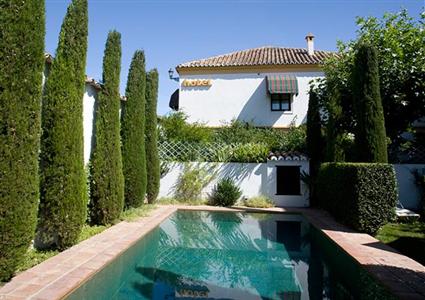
top-left (394, 164), bottom-right (425, 210)
top-left (160, 162), bottom-right (424, 210)
top-left (159, 161), bottom-right (310, 207)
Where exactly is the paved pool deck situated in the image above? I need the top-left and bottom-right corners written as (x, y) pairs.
top-left (0, 205), bottom-right (424, 300)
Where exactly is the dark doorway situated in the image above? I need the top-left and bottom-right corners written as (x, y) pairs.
top-left (276, 166), bottom-right (301, 195)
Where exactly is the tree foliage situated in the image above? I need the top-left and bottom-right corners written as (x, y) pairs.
top-left (37, 0), bottom-right (88, 250)
top-left (322, 10), bottom-right (425, 143)
top-left (121, 50), bottom-right (147, 208)
top-left (352, 43), bottom-right (388, 163)
top-left (0, 0), bottom-right (45, 280)
top-left (145, 69), bottom-right (160, 203)
top-left (159, 111), bottom-right (212, 143)
top-left (89, 31), bottom-right (124, 224)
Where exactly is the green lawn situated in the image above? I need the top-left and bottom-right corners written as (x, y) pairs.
top-left (376, 221), bottom-right (425, 265)
top-left (13, 204), bottom-right (157, 277)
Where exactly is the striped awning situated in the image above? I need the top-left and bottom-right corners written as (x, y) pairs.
top-left (267, 75), bottom-right (298, 95)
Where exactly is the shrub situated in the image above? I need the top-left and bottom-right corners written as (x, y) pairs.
top-left (121, 50), bottom-right (147, 208)
top-left (174, 164), bottom-right (216, 201)
top-left (244, 196), bottom-right (275, 208)
top-left (352, 42), bottom-right (388, 163)
top-left (230, 143), bottom-right (269, 163)
top-left (280, 124), bottom-right (307, 153)
top-left (159, 111), bottom-right (212, 143)
top-left (89, 31), bottom-right (124, 225)
top-left (145, 69), bottom-right (160, 203)
top-left (0, 0), bottom-right (45, 281)
top-left (210, 178), bottom-right (242, 207)
top-left (212, 119), bottom-right (306, 152)
top-left (37, 0), bottom-right (88, 250)
top-left (317, 163), bottom-right (397, 234)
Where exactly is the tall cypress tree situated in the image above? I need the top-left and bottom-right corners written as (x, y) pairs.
top-left (306, 88), bottom-right (324, 206)
top-left (0, 0), bottom-right (45, 280)
top-left (352, 43), bottom-right (388, 163)
top-left (145, 69), bottom-right (160, 203)
top-left (89, 31), bottom-right (124, 224)
top-left (36, 0), bottom-right (88, 250)
top-left (122, 51), bottom-right (147, 208)
top-left (324, 88), bottom-right (346, 162)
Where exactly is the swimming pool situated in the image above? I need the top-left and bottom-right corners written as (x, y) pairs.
top-left (66, 210), bottom-right (394, 299)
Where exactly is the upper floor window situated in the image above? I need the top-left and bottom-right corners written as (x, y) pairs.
top-left (271, 94), bottom-right (291, 112)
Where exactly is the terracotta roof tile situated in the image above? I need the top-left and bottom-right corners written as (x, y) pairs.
top-left (177, 46), bottom-right (334, 70)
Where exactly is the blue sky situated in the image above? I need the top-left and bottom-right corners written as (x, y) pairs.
top-left (45, 0), bottom-right (423, 115)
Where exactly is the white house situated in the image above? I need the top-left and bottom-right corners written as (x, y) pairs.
top-left (170, 34), bottom-right (334, 128)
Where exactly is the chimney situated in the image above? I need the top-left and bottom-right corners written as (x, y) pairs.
top-left (305, 33), bottom-right (315, 56)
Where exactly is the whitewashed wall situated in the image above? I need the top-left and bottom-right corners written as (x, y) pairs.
top-left (83, 85), bottom-right (97, 164)
top-left (394, 164), bottom-right (425, 210)
top-left (178, 71), bottom-right (324, 128)
top-left (159, 161), bottom-right (310, 207)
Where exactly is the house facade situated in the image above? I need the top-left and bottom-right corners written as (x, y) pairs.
top-left (171, 34), bottom-right (334, 128)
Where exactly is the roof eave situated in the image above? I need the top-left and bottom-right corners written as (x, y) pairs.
top-left (176, 63), bottom-right (324, 74)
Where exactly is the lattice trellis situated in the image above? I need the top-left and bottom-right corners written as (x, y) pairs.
top-left (158, 140), bottom-right (238, 162)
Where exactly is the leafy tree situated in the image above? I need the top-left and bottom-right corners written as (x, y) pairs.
top-left (89, 31), bottom-right (124, 224)
top-left (322, 10), bottom-right (424, 143)
top-left (121, 50), bottom-right (147, 208)
top-left (145, 69), bottom-right (160, 203)
top-left (0, 0), bottom-right (45, 280)
top-left (36, 0), bottom-right (88, 250)
top-left (352, 43), bottom-right (388, 163)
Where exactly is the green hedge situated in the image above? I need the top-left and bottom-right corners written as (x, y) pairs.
top-left (317, 163), bottom-right (397, 234)
top-left (0, 0), bottom-right (45, 280)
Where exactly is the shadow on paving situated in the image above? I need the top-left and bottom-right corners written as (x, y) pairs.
top-left (364, 264), bottom-right (425, 298)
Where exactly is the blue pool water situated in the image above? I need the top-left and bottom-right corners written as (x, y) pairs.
top-left (66, 211), bottom-right (394, 300)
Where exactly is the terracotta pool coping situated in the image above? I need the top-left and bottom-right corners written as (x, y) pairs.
top-left (0, 205), bottom-right (423, 299)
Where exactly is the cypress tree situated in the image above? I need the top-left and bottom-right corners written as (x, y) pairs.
top-left (36, 0), bottom-right (88, 250)
top-left (306, 88), bottom-right (324, 206)
top-left (0, 0), bottom-right (45, 280)
top-left (89, 31), bottom-right (124, 224)
top-left (145, 69), bottom-right (160, 203)
top-left (352, 43), bottom-right (388, 163)
top-left (324, 88), bottom-right (346, 162)
top-left (121, 51), bottom-right (147, 208)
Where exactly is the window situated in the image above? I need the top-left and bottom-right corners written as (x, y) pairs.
top-left (276, 166), bottom-right (301, 195)
top-left (271, 94), bottom-right (291, 111)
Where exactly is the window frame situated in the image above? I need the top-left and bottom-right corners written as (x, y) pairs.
top-left (270, 93), bottom-right (292, 112)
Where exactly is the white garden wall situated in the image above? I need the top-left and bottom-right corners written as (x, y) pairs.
top-left (178, 71), bottom-right (324, 128)
top-left (83, 85), bottom-right (97, 164)
top-left (160, 162), bottom-right (424, 210)
top-left (159, 161), bottom-right (310, 207)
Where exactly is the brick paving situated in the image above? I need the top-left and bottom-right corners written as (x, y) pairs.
top-left (0, 206), bottom-right (177, 300)
top-left (0, 205), bottom-right (423, 300)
